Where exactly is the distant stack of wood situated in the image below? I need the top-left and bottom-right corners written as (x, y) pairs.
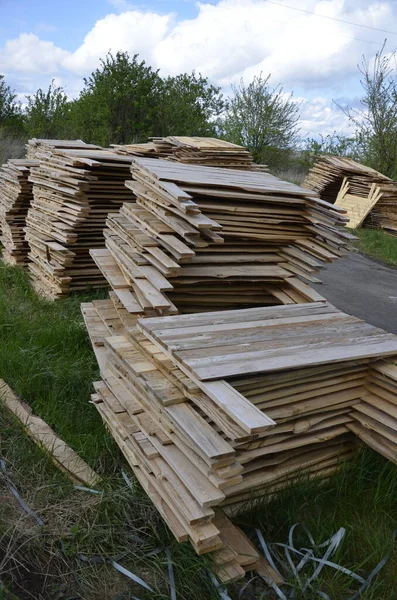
top-left (303, 155), bottom-right (397, 233)
top-left (361, 182), bottom-right (397, 235)
top-left (26, 138), bottom-right (100, 160)
top-left (24, 139), bottom-right (136, 298)
top-left (81, 298), bottom-right (397, 580)
top-left (90, 157), bottom-right (350, 316)
top-left (0, 159), bottom-right (39, 265)
top-left (113, 136), bottom-right (269, 171)
top-left (303, 155), bottom-right (390, 203)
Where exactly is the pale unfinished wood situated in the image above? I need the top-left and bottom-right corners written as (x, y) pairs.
top-left (0, 379), bottom-right (99, 486)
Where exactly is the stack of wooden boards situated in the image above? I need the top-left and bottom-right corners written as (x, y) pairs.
top-left (303, 155), bottom-right (397, 233)
top-left (24, 139), bottom-right (136, 298)
top-left (335, 179), bottom-right (397, 233)
top-left (303, 155), bottom-right (390, 204)
top-left (0, 159), bottom-right (39, 265)
top-left (91, 157), bottom-right (350, 316)
top-left (113, 136), bottom-right (268, 171)
top-left (349, 360), bottom-right (397, 460)
top-left (81, 299), bottom-right (397, 581)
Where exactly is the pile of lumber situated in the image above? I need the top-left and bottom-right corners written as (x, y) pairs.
top-left (303, 155), bottom-right (390, 204)
top-left (81, 299), bottom-right (397, 580)
top-left (26, 138), bottom-right (100, 160)
top-left (361, 182), bottom-right (397, 235)
top-left (350, 360), bottom-right (397, 460)
top-left (24, 139), bottom-right (136, 298)
top-left (113, 136), bottom-right (268, 171)
top-left (334, 178), bottom-right (397, 232)
top-left (303, 155), bottom-right (397, 233)
top-left (90, 157), bottom-right (350, 316)
top-left (0, 159), bottom-right (39, 265)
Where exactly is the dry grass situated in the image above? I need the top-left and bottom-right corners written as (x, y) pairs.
top-left (272, 166), bottom-right (307, 185)
top-left (0, 383), bottom-right (218, 599)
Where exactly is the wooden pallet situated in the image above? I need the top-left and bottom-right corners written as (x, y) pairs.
top-left (335, 179), bottom-right (383, 229)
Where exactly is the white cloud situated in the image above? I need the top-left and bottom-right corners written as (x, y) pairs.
top-left (2, 0), bottom-right (396, 87)
top-left (62, 10), bottom-right (172, 74)
top-left (1, 0), bottom-right (396, 136)
top-left (299, 96), bottom-right (353, 137)
top-left (154, 0), bottom-right (272, 82)
top-left (153, 0), bottom-right (396, 88)
top-left (0, 33), bottom-right (68, 74)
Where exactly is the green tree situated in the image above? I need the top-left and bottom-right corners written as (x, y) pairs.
top-left (336, 42), bottom-right (397, 178)
top-left (72, 51), bottom-right (161, 146)
top-left (301, 132), bottom-right (360, 170)
top-left (221, 74), bottom-right (300, 167)
top-left (25, 80), bottom-right (71, 139)
top-left (0, 75), bottom-right (23, 134)
top-left (156, 72), bottom-right (225, 136)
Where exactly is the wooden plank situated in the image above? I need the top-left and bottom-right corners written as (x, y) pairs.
top-left (190, 338), bottom-right (397, 380)
top-left (0, 380), bottom-right (100, 486)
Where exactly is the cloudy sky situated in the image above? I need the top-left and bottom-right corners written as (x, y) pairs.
top-left (1, 0), bottom-right (397, 138)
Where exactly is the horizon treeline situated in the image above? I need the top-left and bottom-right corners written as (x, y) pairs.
top-left (0, 51), bottom-right (348, 172)
top-left (1, 46), bottom-right (397, 179)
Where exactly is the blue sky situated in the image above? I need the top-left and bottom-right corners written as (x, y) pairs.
top-left (1, 0), bottom-right (397, 137)
top-left (0, 0), bottom-right (205, 49)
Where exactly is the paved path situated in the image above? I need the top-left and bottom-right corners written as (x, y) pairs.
top-left (313, 252), bottom-right (397, 334)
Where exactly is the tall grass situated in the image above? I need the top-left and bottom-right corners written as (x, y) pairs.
top-left (0, 130), bottom-right (26, 164)
top-left (234, 449), bottom-right (397, 599)
top-left (272, 166), bottom-right (307, 186)
top-left (0, 407), bottom-right (218, 600)
top-left (0, 264), bottom-right (218, 599)
top-left (0, 263), bottom-right (113, 467)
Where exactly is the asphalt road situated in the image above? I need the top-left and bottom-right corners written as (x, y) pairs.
top-left (313, 252), bottom-right (397, 334)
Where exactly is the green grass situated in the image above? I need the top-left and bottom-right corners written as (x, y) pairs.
top-left (0, 263), bottom-right (115, 468)
top-left (0, 264), bottom-right (218, 599)
top-left (1, 263), bottom-right (397, 598)
top-left (234, 449), bottom-right (397, 599)
top-left (0, 407), bottom-right (218, 599)
top-left (352, 229), bottom-right (397, 267)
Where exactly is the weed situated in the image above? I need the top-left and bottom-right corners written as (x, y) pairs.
top-left (352, 228), bottom-right (397, 267)
top-left (233, 449), bottom-right (397, 599)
